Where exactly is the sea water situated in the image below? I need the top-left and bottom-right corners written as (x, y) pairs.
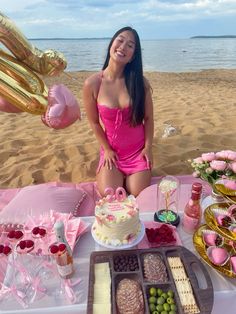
top-left (2, 38), bottom-right (236, 72)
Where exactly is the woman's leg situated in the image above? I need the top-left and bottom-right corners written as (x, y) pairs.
top-left (96, 166), bottom-right (124, 197)
top-left (125, 170), bottom-right (152, 197)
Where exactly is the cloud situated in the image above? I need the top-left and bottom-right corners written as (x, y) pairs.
top-left (1, 0), bottom-right (236, 38)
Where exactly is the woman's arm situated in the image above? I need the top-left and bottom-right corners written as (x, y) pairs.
top-left (141, 78), bottom-right (154, 167)
top-left (83, 75), bottom-right (117, 169)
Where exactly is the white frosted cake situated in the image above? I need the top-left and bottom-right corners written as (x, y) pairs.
top-left (92, 189), bottom-right (141, 246)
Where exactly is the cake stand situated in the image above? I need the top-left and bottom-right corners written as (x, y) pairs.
top-left (91, 221), bottom-right (145, 250)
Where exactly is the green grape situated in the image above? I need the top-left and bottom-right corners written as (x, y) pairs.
top-left (156, 304), bottom-right (163, 312)
top-left (167, 290), bottom-right (174, 298)
top-left (163, 303), bottom-right (170, 311)
top-left (157, 288), bottom-right (163, 296)
top-left (167, 297), bottom-right (175, 304)
top-left (161, 292), bottom-right (168, 300)
top-left (149, 303), bottom-right (156, 312)
top-left (157, 296), bottom-right (165, 305)
top-left (149, 296), bottom-right (157, 304)
top-left (170, 304), bottom-right (177, 311)
top-left (149, 287), bottom-right (157, 296)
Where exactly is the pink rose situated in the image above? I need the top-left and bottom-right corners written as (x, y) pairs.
top-left (193, 171), bottom-right (200, 178)
top-left (210, 160), bottom-right (227, 171)
top-left (202, 152), bottom-right (216, 162)
top-left (216, 150), bottom-right (236, 161)
top-left (193, 157), bottom-right (203, 164)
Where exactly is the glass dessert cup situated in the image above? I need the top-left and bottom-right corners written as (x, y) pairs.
top-left (31, 226), bottom-right (54, 280)
top-left (0, 242), bottom-right (29, 308)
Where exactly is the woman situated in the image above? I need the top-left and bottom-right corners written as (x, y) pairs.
top-left (83, 26), bottom-right (154, 197)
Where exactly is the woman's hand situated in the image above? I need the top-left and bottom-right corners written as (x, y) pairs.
top-left (103, 148), bottom-right (118, 170)
top-left (141, 146), bottom-right (153, 169)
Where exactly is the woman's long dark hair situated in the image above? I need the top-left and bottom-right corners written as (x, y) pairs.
top-left (102, 26), bottom-right (145, 126)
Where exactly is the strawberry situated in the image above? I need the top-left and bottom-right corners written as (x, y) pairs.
top-left (0, 244), bottom-right (4, 253)
top-left (32, 227), bottom-right (40, 235)
top-left (26, 240), bottom-right (34, 248)
top-left (15, 230), bottom-right (24, 239)
top-left (39, 228), bottom-right (46, 237)
top-left (50, 244), bottom-right (59, 254)
top-left (3, 246), bottom-right (12, 255)
top-left (7, 230), bottom-right (15, 239)
top-left (19, 240), bottom-right (26, 250)
top-left (58, 243), bottom-right (66, 252)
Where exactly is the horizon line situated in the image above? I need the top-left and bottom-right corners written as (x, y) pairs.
top-left (29, 35), bottom-right (236, 41)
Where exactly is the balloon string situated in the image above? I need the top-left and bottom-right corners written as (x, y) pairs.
top-left (62, 72), bottom-right (78, 82)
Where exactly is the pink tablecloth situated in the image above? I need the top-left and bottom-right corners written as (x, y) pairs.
top-left (0, 175), bottom-right (211, 218)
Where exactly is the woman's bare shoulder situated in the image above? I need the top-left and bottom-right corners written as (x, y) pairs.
top-left (84, 72), bottom-right (102, 89)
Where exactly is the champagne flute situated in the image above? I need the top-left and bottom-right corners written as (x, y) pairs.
top-left (31, 225), bottom-right (54, 279)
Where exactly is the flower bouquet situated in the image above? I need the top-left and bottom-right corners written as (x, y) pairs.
top-left (189, 150), bottom-right (236, 202)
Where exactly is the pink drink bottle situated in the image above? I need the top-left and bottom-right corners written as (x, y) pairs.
top-left (182, 182), bottom-right (203, 234)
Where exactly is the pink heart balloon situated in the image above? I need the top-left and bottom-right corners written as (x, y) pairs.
top-left (42, 84), bottom-right (81, 129)
top-left (0, 97), bottom-right (22, 113)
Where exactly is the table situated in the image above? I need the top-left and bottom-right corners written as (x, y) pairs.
top-left (1, 184), bottom-right (236, 314)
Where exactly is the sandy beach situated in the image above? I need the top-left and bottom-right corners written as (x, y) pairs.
top-left (0, 69), bottom-right (236, 188)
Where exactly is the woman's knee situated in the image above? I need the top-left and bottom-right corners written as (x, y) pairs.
top-left (126, 171), bottom-right (151, 196)
top-left (96, 167), bottom-right (124, 196)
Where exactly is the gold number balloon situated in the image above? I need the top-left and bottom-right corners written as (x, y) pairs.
top-left (0, 49), bottom-right (48, 114)
top-left (0, 12), bottom-right (67, 76)
top-left (0, 11), bottom-right (68, 115)
top-left (0, 11), bottom-right (80, 127)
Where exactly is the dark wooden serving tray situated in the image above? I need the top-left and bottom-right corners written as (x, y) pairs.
top-left (87, 246), bottom-right (213, 314)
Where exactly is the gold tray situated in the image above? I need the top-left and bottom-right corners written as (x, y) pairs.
top-left (213, 184), bottom-right (236, 204)
top-left (214, 183), bottom-right (236, 197)
top-left (204, 203), bottom-right (236, 241)
top-left (193, 224), bottom-right (236, 278)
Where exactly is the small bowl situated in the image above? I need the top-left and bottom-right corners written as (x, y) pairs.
top-left (202, 230), bottom-right (224, 247)
top-left (206, 246), bottom-right (230, 266)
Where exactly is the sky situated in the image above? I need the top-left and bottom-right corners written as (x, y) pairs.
top-left (1, 0), bottom-right (236, 39)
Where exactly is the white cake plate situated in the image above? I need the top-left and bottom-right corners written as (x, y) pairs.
top-left (91, 221), bottom-right (145, 250)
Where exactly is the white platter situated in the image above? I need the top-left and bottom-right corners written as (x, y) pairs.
top-left (91, 221), bottom-right (145, 249)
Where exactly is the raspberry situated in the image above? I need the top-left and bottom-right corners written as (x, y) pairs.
top-left (32, 227), bottom-right (40, 235)
top-left (19, 240), bottom-right (26, 250)
top-left (50, 245), bottom-right (59, 254)
top-left (26, 240), bottom-right (34, 248)
top-left (58, 243), bottom-right (66, 252)
top-left (39, 228), bottom-right (46, 237)
top-left (7, 230), bottom-right (15, 239)
top-left (3, 246), bottom-right (12, 255)
top-left (15, 230), bottom-right (23, 239)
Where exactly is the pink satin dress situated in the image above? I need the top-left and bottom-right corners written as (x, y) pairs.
top-left (97, 103), bottom-right (150, 175)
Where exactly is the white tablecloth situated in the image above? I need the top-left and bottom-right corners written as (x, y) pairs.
top-left (1, 184), bottom-right (236, 313)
